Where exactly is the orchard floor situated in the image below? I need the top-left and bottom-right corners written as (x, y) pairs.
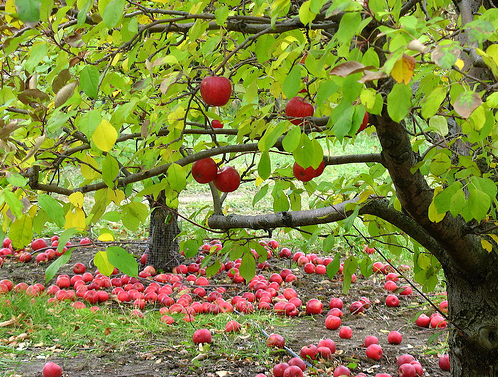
top-left (0, 242), bottom-right (450, 377)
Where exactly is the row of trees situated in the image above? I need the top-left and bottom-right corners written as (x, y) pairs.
top-left (2, 0), bottom-right (498, 374)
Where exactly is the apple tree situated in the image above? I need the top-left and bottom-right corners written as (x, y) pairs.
top-left (2, 0), bottom-right (498, 374)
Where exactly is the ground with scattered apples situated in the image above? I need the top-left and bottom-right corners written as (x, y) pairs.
top-left (0, 240), bottom-right (451, 377)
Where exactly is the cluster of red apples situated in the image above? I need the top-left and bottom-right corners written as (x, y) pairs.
top-left (0, 237), bottom-right (451, 375)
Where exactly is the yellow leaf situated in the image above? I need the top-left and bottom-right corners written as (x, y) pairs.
top-left (489, 233), bottom-right (498, 246)
top-left (79, 154), bottom-right (99, 179)
top-left (455, 59), bottom-right (465, 70)
top-left (255, 176), bottom-right (264, 186)
top-left (390, 54), bottom-right (416, 85)
top-left (69, 192), bottom-right (84, 208)
top-left (428, 187), bottom-right (445, 223)
top-left (475, 48), bottom-right (498, 80)
top-left (92, 120), bottom-right (118, 152)
top-left (107, 189), bottom-right (125, 205)
top-left (358, 189), bottom-right (374, 203)
top-left (481, 238), bottom-right (493, 253)
top-left (98, 232), bottom-right (115, 242)
top-left (65, 208), bottom-right (86, 231)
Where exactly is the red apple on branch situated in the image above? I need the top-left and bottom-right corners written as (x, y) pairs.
top-left (213, 166), bottom-right (240, 192)
top-left (200, 76), bottom-right (232, 106)
top-left (285, 96), bottom-right (314, 125)
top-left (192, 158), bottom-right (218, 184)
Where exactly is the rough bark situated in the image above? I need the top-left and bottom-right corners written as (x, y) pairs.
top-left (146, 191), bottom-right (183, 272)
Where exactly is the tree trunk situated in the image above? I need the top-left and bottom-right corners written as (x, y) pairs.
top-left (145, 191), bottom-right (184, 272)
top-left (444, 265), bottom-right (498, 376)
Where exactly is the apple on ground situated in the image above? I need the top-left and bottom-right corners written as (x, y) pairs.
top-left (349, 301), bottom-right (364, 314)
top-left (200, 76), bottom-right (232, 106)
top-left (225, 320), bottom-right (241, 332)
top-left (283, 365), bottom-right (304, 377)
top-left (363, 335), bottom-right (378, 347)
top-left (333, 365), bottom-right (351, 377)
top-left (213, 166), bottom-right (240, 192)
top-left (79, 237), bottom-right (91, 245)
top-left (415, 313), bottom-right (430, 327)
top-left (306, 299), bottom-right (323, 314)
top-left (267, 333), bottom-right (285, 348)
top-left (439, 354), bottom-right (450, 371)
top-left (300, 344), bottom-right (318, 360)
top-left (385, 294), bottom-right (400, 307)
top-left (397, 354), bottom-right (416, 366)
top-left (273, 363), bottom-right (290, 377)
top-left (288, 357), bottom-right (306, 371)
top-left (317, 338), bottom-right (336, 353)
top-left (42, 361), bottom-right (62, 377)
top-left (387, 330), bottom-right (402, 344)
top-left (31, 238), bottom-right (48, 251)
top-left (317, 346), bottom-right (333, 360)
top-left (366, 344), bottom-right (383, 360)
top-left (325, 315), bottom-right (342, 330)
top-left (193, 328), bottom-right (212, 344)
top-left (329, 297), bottom-right (343, 309)
top-left (339, 326), bottom-right (353, 339)
top-left (398, 363), bottom-right (416, 377)
top-left (73, 263), bottom-right (86, 274)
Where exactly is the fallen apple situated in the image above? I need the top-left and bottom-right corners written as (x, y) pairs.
top-left (42, 361), bottom-right (62, 377)
top-left (193, 328), bottom-right (212, 344)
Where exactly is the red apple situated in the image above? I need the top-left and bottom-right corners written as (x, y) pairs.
top-left (317, 338), bottom-right (336, 353)
top-left (315, 264), bottom-right (327, 274)
top-left (213, 166), bottom-right (240, 192)
top-left (400, 286), bottom-right (413, 295)
top-left (300, 344), bottom-right (318, 360)
top-left (385, 294), bottom-right (399, 307)
top-left (430, 314), bottom-right (446, 329)
top-left (285, 96), bottom-right (314, 125)
top-left (366, 344), bottom-right (383, 360)
top-left (293, 162), bottom-right (316, 182)
top-left (288, 357), bottom-right (306, 371)
top-left (304, 262), bottom-right (315, 274)
top-left (439, 355), bottom-right (450, 371)
top-left (279, 247), bottom-right (291, 258)
top-left (373, 262), bottom-right (385, 273)
top-left (329, 297), bottom-right (343, 309)
top-left (397, 354), bottom-right (416, 366)
top-left (283, 365), bottom-right (303, 377)
top-left (192, 158), bottom-right (218, 184)
top-left (387, 330), bottom-right (402, 344)
top-left (415, 313), bottom-right (430, 327)
top-left (363, 245), bottom-right (375, 254)
top-left (225, 320), bottom-right (241, 332)
top-left (317, 346), bottom-right (333, 360)
top-left (364, 335), bottom-right (379, 347)
top-left (31, 238), bottom-right (48, 251)
top-left (349, 301), bottom-right (364, 314)
top-left (339, 326), bottom-right (353, 339)
top-left (79, 237), bottom-right (91, 245)
top-left (439, 300), bottom-right (448, 313)
top-left (200, 76), bottom-right (232, 106)
top-left (273, 363), bottom-right (290, 377)
top-left (212, 119), bottom-right (223, 128)
top-left (333, 365), bottom-right (351, 377)
top-left (42, 361), bottom-right (62, 377)
top-left (398, 363), bottom-right (416, 377)
top-left (73, 263), bottom-right (86, 274)
top-left (267, 333), bottom-right (285, 348)
top-left (325, 315), bottom-right (342, 330)
top-left (306, 299), bottom-right (323, 315)
top-left (384, 280), bottom-right (398, 291)
top-left (193, 328), bottom-right (212, 344)
top-left (19, 252), bottom-right (32, 262)
top-left (410, 361), bottom-right (423, 376)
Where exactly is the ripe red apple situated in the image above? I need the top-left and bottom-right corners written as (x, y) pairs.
top-left (387, 330), bottom-right (402, 344)
top-left (400, 286), bottom-right (413, 295)
top-left (213, 166), bottom-right (240, 192)
top-left (439, 354), bottom-right (450, 371)
top-left (267, 333), bottom-right (285, 348)
top-left (397, 354), bottom-right (416, 366)
top-left (293, 162), bottom-right (320, 182)
top-left (288, 357), bottom-right (306, 371)
top-left (430, 314), bottom-right (446, 328)
top-left (304, 262), bottom-right (315, 274)
top-left (415, 313), bottom-right (430, 327)
top-left (79, 237), bottom-right (91, 245)
top-left (285, 96), bottom-right (314, 125)
top-left (363, 245), bottom-right (375, 254)
top-left (200, 76), bottom-right (232, 106)
top-left (325, 315), bottom-right (342, 330)
top-left (398, 363), bottom-right (416, 377)
top-left (192, 158), bottom-right (218, 184)
top-left (317, 338), bottom-right (336, 353)
top-left (333, 365), bottom-right (351, 377)
top-left (439, 300), bottom-right (448, 313)
top-left (42, 361), bottom-right (62, 377)
top-left (279, 247), bottom-right (291, 258)
top-left (31, 238), bottom-right (48, 251)
top-left (366, 344), bottom-right (383, 360)
top-left (349, 301), bottom-right (364, 314)
top-left (306, 299), bottom-right (323, 315)
top-left (283, 365), bottom-right (304, 377)
top-left (225, 320), bottom-right (241, 332)
top-left (410, 361), bottom-right (423, 376)
top-left (385, 294), bottom-right (399, 307)
top-left (315, 264), bottom-right (327, 274)
top-left (273, 363), bottom-right (290, 377)
top-left (19, 252), bottom-right (32, 262)
top-left (364, 335), bottom-right (379, 347)
top-left (193, 328), bottom-right (212, 344)
top-left (73, 263), bottom-right (86, 274)
top-left (300, 344), bottom-right (318, 360)
top-left (329, 297), bottom-right (343, 309)
top-left (373, 261), bottom-right (385, 273)
top-left (384, 280), bottom-right (398, 291)
top-left (357, 112), bottom-right (369, 133)
top-left (2, 238), bottom-right (11, 248)
top-left (317, 346), bottom-right (333, 360)
top-left (339, 326), bottom-right (353, 339)
top-left (212, 119), bottom-right (223, 128)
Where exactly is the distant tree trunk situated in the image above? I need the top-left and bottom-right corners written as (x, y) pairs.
top-left (145, 191), bottom-right (184, 272)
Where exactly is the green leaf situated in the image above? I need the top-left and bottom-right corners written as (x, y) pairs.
top-left (299, 1), bottom-right (317, 25)
top-left (9, 215), bottom-right (33, 250)
top-left (38, 194), bottom-right (65, 228)
top-left (239, 252), bottom-right (256, 282)
top-left (433, 182), bottom-right (462, 214)
top-left (335, 12), bottom-right (361, 45)
top-left (253, 184), bottom-right (269, 206)
top-left (102, 0), bottom-right (125, 28)
top-left (323, 234), bottom-right (335, 253)
top-left (282, 65), bottom-right (303, 99)
top-left (342, 205), bottom-right (361, 231)
top-left (45, 250), bottom-right (72, 284)
top-left (331, 102), bottom-right (355, 141)
top-left (282, 126), bottom-right (301, 152)
top-left (387, 83), bottom-right (412, 122)
top-left (230, 244), bottom-right (246, 261)
top-left (182, 239), bottom-right (200, 258)
top-left (15, 0), bottom-right (41, 23)
top-left (4, 191), bottom-right (23, 218)
top-left (206, 260), bottom-right (221, 276)
top-left (421, 86), bottom-right (447, 119)
top-left (326, 253), bottom-right (341, 279)
top-left (258, 151), bottom-right (271, 180)
top-left (258, 122), bottom-right (287, 152)
top-left (293, 133), bottom-right (314, 168)
top-left (449, 189), bottom-right (466, 217)
top-left (57, 228), bottom-right (80, 255)
top-left (167, 163), bottom-right (187, 192)
top-left (214, 6), bottom-right (229, 25)
top-left (107, 246), bottom-right (138, 277)
top-left (468, 189), bottom-right (491, 221)
top-left (80, 65), bottom-right (100, 98)
top-left (94, 251), bottom-right (115, 276)
top-left (359, 256), bottom-right (373, 278)
top-left (430, 152), bottom-right (451, 176)
top-left (102, 154), bottom-right (119, 188)
top-left (428, 115), bottom-right (448, 136)
top-left (78, 110), bottom-right (102, 138)
top-left (121, 202), bottom-right (149, 231)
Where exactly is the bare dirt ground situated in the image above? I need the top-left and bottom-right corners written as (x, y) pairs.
top-left (0, 241), bottom-right (450, 377)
